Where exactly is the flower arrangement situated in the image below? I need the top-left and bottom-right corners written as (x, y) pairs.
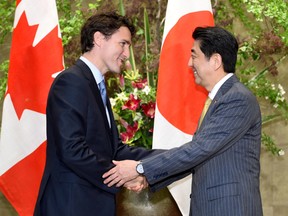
top-left (109, 62), bottom-right (156, 149)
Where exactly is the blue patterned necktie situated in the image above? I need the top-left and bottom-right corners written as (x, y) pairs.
top-left (99, 79), bottom-right (107, 107)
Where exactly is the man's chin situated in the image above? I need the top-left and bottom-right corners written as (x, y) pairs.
top-left (110, 66), bottom-right (121, 74)
top-left (194, 77), bottom-right (201, 85)
top-left (119, 63), bottom-right (127, 72)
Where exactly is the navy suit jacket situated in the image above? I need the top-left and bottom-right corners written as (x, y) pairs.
top-left (34, 59), bottom-right (158, 216)
top-left (142, 75), bottom-right (263, 216)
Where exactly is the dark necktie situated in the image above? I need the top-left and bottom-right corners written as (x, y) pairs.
top-left (99, 79), bottom-right (107, 107)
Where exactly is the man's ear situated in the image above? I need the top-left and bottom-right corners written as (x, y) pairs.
top-left (213, 53), bottom-right (222, 71)
top-left (93, 31), bottom-right (104, 47)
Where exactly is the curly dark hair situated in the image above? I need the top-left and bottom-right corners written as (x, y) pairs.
top-left (80, 11), bottom-right (135, 53)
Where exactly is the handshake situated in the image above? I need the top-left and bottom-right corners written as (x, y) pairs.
top-left (103, 160), bottom-right (147, 193)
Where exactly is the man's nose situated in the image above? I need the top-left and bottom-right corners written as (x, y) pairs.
top-left (123, 46), bottom-right (130, 59)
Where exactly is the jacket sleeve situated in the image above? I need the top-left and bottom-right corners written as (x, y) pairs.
top-left (142, 88), bottom-right (261, 187)
top-left (114, 138), bottom-right (165, 161)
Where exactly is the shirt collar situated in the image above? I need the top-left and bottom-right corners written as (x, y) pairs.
top-left (209, 73), bottom-right (233, 100)
top-left (80, 56), bottom-right (104, 85)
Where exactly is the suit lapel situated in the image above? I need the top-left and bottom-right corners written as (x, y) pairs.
top-left (214, 74), bottom-right (239, 101)
top-left (199, 75), bottom-right (239, 129)
top-left (74, 59), bottom-right (122, 154)
top-left (74, 59), bottom-right (111, 131)
top-left (106, 99), bottom-right (120, 154)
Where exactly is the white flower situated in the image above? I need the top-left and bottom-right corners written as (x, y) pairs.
top-left (278, 149), bottom-right (285, 156)
top-left (278, 84), bottom-right (286, 96)
top-left (273, 103), bottom-right (279, 108)
top-left (133, 88), bottom-right (139, 99)
top-left (133, 112), bottom-right (143, 121)
top-left (265, 96), bottom-right (269, 100)
top-left (142, 85), bottom-right (151, 95)
top-left (277, 96), bottom-right (285, 102)
top-left (117, 92), bottom-right (128, 101)
top-left (110, 98), bottom-right (116, 107)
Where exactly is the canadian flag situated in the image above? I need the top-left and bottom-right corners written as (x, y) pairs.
top-left (152, 0), bottom-right (214, 215)
top-left (0, 0), bottom-right (63, 215)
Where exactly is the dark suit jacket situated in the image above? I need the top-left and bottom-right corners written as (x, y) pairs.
top-left (142, 75), bottom-right (263, 216)
top-left (34, 59), bottom-right (158, 216)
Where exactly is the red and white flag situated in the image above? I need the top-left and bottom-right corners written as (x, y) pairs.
top-left (152, 0), bottom-right (214, 215)
top-left (0, 0), bottom-right (63, 215)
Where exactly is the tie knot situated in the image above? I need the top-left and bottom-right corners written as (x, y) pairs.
top-left (204, 97), bottom-right (212, 108)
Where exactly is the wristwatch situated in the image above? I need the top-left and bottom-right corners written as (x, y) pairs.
top-left (136, 162), bottom-right (145, 175)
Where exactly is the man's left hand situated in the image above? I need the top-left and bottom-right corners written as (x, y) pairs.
top-left (103, 160), bottom-right (139, 187)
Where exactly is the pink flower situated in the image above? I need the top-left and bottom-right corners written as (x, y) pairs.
top-left (141, 102), bottom-right (156, 118)
top-left (119, 74), bottom-right (125, 88)
top-left (120, 121), bottom-right (139, 143)
top-left (132, 78), bottom-right (147, 89)
top-left (119, 118), bottom-right (129, 128)
top-left (122, 94), bottom-right (141, 111)
top-left (120, 132), bottom-right (132, 143)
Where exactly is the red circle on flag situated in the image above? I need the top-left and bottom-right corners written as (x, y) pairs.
top-left (157, 11), bottom-right (214, 134)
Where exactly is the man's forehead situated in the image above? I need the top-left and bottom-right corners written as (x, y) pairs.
top-left (113, 27), bottom-right (132, 41)
top-left (191, 41), bottom-right (200, 52)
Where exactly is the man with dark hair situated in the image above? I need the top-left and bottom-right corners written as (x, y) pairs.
top-left (34, 12), bottom-right (159, 216)
top-left (104, 26), bottom-right (263, 216)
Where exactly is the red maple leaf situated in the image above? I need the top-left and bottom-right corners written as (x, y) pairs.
top-left (7, 11), bottom-right (63, 119)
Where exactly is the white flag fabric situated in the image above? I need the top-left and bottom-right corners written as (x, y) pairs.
top-left (152, 0), bottom-right (214, 215)
top-left (0, 0), bottom-right (63, 215)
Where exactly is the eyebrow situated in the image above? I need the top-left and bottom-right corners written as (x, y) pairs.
top-left (123, 39), bottom-right (131, 46)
